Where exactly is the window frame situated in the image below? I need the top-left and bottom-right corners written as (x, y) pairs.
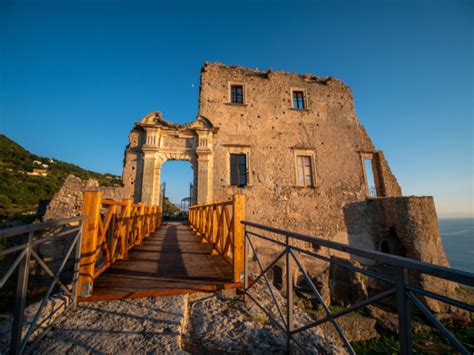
top-left (293, 149), bottom-right (316, 187)
top-left (290, 88), bottom-right (308, 110)
top-left (228, 83), bottom-right (246, 105)
top-left (225, 145), bottom-right (251, 187)
top-left (296, 155), bottom-right (313, 187)
top-left (230, 153), bottom-right (248, 187)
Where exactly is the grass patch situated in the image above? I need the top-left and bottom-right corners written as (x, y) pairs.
top-left (328, 305), bottom-right (371, 318)
top-left (353, 314), bottom-right (474, 354)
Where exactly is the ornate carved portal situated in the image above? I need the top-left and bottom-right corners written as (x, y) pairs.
top-left (122, 112), bottom-right (217, 206)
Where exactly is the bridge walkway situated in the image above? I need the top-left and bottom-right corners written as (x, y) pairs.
top-left (79, 221), bottom-right (237, 302)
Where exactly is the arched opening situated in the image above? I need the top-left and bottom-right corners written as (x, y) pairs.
top-left (160, 160), bottom-right (194, 220)
top-left (379, 227), bottom-right (407, 256)
top-left (380, 240), bottom-right (390, 253)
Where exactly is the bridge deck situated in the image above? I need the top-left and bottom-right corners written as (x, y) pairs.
top-left (79, 221), bottom-right (238, 302)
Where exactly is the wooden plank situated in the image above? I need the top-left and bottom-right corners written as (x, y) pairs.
top-left (78, 282), bottom-right (243, 303)
top-left (119, 199), bottom-right (132, 260)
top-left (86, 221), bottom-right (235, 302)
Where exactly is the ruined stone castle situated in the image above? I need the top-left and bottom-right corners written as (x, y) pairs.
top-left (122, 62), bottom-right (450, 304)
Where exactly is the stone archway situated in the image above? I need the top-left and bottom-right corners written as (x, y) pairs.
top-left (122, 112), bottom-right (217, 206)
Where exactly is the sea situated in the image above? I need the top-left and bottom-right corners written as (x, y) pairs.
top-left (439, 218), bottom-right (474, 273)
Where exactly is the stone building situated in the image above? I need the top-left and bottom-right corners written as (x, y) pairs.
top-left (122, 62), bottom-right (451, 305)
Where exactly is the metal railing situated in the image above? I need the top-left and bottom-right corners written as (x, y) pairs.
top-left (242, 220), bottom-right (474, 355)
top-left (0, 216), bottom-right (85, 354)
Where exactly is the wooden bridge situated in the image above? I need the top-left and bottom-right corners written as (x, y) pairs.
top-left (77, 192), bottom-right (245, 301)
top-left (2, 192), bottom-right (473, 354)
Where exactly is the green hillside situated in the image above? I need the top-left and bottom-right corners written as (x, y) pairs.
top-left (163, 197), bottom-right (180, 215)
top-left (0, 134), bottom-right (122, 224)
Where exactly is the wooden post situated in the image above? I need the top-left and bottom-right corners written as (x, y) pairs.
top-left (120, 199), bottom-right (132, 260)
top-left (211, 203), bottom-right (219, 255)
top-left (144, 205), bottom-right (150, 236)
top-left (151, 206), bottom-right (156, 230)
top-left (198, 207), bottom-right (203, 236)
top-left (78, 191), bottom-right (102, 297)
top-left (155, 206), bottom-right (160, 230)
top-left (106, 205), bottom-right (117, 266)
top-left (200, 206), bottom-right (209, 243)
top-left (137, 204), bottom-right (145, 244)
top-left (232, 194), bottom-right (245, 283)
top-left (158, 206), bottom-right (162, 228)
top-left (217, 204), bottom-right (223, 252)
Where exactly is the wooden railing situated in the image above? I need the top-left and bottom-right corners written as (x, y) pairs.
top-left (188, 194), bottom-right (245, 283)
top-left (78, 191), bottom-right (162, 297)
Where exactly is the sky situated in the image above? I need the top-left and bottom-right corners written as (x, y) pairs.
top-left (0, 0), bottom-right (472, 217)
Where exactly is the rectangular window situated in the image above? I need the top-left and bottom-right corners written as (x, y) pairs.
top-left (293, 91), bottom-right (305, 109)
top-left (230, 154), bottom-right (247, 186)
top-left (364, 158), bottom-right (377, 197)
top-left (230, 85), bottom-right (244, 104)
top-left (296, 155), bottom-right (313, 186)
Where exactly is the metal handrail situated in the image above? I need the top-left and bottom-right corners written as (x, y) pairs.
top-left (0, 216), bottom-right (85, 354)
top-left (0, 216), bottom-right (84, 239)
top-left (242, 220), bottom-right (474, 355)
top-left (243, 221), bottom-right (474, 287)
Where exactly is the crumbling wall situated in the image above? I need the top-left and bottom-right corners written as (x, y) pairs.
top-left (198, 62), bottom-right (401, 270)
top-left (343, 196), bottom-right (456, 312)
top-left (43, 175), bottom-right (126, 221)
top-left (374, 152), bottom-right (402, 197)
top-left (122, 128), bottom-right (145, 202)
top-left (120, 62), bottom-right (451, 311)
top-left (367, 196), bottom-right (448, 265)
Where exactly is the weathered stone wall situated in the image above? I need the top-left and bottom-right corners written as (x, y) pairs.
top-left (43, 175), bottom-right (126, 220)
top-left (368, 196), bottom-right (448, 265)
top-left (121, 62), bottom-right (453, 311)
top-left (342, 196), bottom-right (458, 311)
top-left (39, 175), bottom-right (126, 277)
top-left (198, 63), bottom-right (401, 262)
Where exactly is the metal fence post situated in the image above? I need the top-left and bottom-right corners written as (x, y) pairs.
top-left (10, 231), bottom-right (32, 355)
top-left (286, 236), bottom-right (293, 354)
top-left (397, 268), bottom-right (412, 354)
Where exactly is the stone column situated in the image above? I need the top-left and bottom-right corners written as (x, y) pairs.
top-left (154, 157), bottom-right (164, 207)
top-left (196, 154), bottom-right (210, 204)
top-left (141, 146), bottom-right (158, 205)
top-left (141, 128), bottom-right (160, 205)
top-left (196, 131), bottom-right (213, 204)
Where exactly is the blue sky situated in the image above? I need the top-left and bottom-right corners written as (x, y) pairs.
top-left (1, 0), bottom-right (472, 217)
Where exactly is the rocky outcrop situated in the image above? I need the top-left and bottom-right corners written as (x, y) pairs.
top-left (0, 293), bottom-right (71, 353)
top-left (329, 258), bottom-right (369, 307)
top-left (186, 279), bottom-right (345, 354)
top-left (16, 282), bottom-right (346, 354)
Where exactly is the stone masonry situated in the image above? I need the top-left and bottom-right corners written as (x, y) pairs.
top-left (121, 62), bottom-right (454, 305)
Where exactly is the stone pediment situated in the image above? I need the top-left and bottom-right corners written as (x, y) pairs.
top-left (138, 112), bottom-right (214, 131)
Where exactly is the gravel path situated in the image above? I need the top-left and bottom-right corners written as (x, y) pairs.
top-left (28, 295), bottom-right (188, 354)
